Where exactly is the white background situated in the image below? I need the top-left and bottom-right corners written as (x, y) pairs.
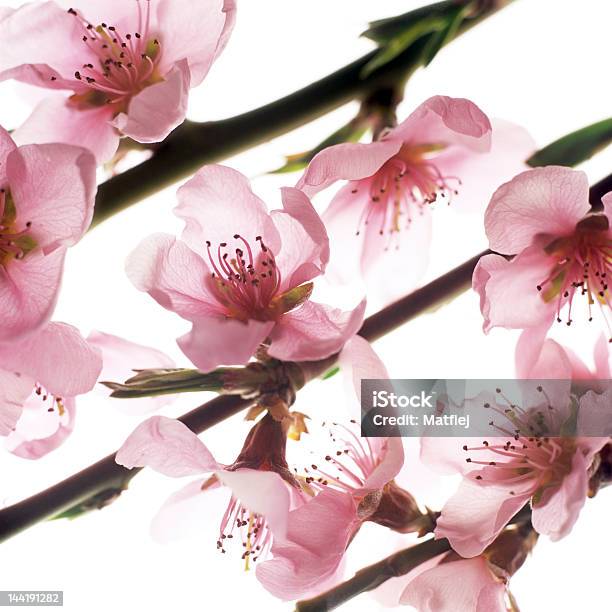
top-left (1, 1), bottom-right (611, 611)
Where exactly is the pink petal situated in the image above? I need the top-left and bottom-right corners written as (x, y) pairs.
top-left (8, 395), bottom-right (76, 460)
top-left (156, 0), bottom-right (235, 86)
top-left (0, 368), bottom-right (33, 436)
top-left (434, 478), bottom-right (530, 557)
top-left (0, 2), bottom-right (87, 86)
top-left (339, 335), bottom-right (390, 405)
top-left (7, 143), bottom-right (96, 252)
top-left (177, 316), bottom-right (273, 372)
top-left (257, 488), bottom-right (358, 600)
top-left (114, 59), bottom-right (191, 144)
top-left (592, 334), bottom-right (611, 378)
top-left (0, 247), bottom-right (65, 343)
top-left (473, 250), bottom-right (556, 333)
top-left (296, 140), bottom-right (401, 197)
top-left (268, 299), bottom-right (366, 362)
top-left (576, 387), bottom-right (612, 439)
top-left (126, 233), bottom-right (221, 320)
top-left (87, 331), bottom-right (176, 415)
top-left (359, 191), bottom-right (432, 305)
top-left (0, 321), bottom-right (102, 397)
top-left (115, 415), bottom-right (220, 476)
top-left (217, 468), bottom-right (292, 539)
top-left (0, 125), bottom-right (16, 183)
top-left (400, 556), bottom-right (507, 612)
top-left (531, 448), bottom-right (593, 540)
top-left (271, 187), bottom-right (329, 290)
top-left (434, 118), bottom-right (535, 213)
top-left (515, 326), bottom-right (572, 379)
top-left (363, 437), bottom-right (405, 491)
top-left (174, 165), bottom-right (281, 260)
top-left (387, 96), bottom-right (492, 153)
top-left (484, 166), bottom-right (590, 254)
top-left (151, 477), bottom-right (226, 543)
top-left (602, 191), bottom-right (612, 221)
top-left (13, 96), bottom-right (119, 165)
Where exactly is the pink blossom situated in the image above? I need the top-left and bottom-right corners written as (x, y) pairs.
top-left (400, 555), bottom-right (509, 612)
top-left (0, 0), bottom-right (236, 163)
top-left (126, 165), bottom-right (365, 372)
top-left (257, 430), bottom-right (406, 600)
top-left (0, 321), bottom-right (102, 458)
top-left (296, 96), bottom-right (534, 301)
top-left (425, 383), bottom-right (609, 557)
top-left (87, 330), bottom-right (176, 414)
top-left (474, 166), bottom-right (612, 339)
top-left (0, 125), bottom-right (96, 341)
top-left (116, 414), bottom-right (301, 564)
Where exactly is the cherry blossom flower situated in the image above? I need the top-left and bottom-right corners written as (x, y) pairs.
top-left (0, 322), bottom-right (102, 459)
top-left (87, 330), bottom-right (176, 414)
top-left (257, 427), bottom-right (411, 600)
top-left (296, 96), bottom-right (534, 302)
top-left (126, 165), bottom-right (365, 372)
top-left (0, 0), bottom-right (236, 163)
top-left (424, 382), bottom-right (609, 558)
top-left (474, 166), bottom-right (612, 340)
top-left (116, 413), bottom-right (302, 566)
top-left (0, 126), bottom-right (96, 342)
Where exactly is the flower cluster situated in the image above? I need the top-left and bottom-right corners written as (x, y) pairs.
top-left (0, 2), bottom-right (610, 611)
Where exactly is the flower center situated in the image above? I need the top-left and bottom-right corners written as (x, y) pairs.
top-left (536, 214), bottom-right (612, 339)
top-left (66, 2), bottom-right (162, 112)
top-left (350, 143), bottom-right (461, 245)
top-left (296, 420), bottom-right (377, 498)
top-left (205, 235), bottom-right (312, 323)
top-left (0, 188), bottom-right (36, 266)
top-left (33, 384), bottom-right (66, 416)
top-left (462, 388), bottom-right (575, 500)
top-left (215, 493), bottom-right (272, 570)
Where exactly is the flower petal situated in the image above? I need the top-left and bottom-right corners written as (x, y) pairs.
top-left (271, 187), bottom-right (329, 290)
top-left (387, 96), bottom-right (492, 153)
top-left (7, 395), bottom-right (76, 460)
top-left (7, 143), bottom-right (96, 252)
top-left (177, 316), bottom-right (273, 372)
top-left (151, 477), bottom-right (227, 543)
top-left (296, 140), bottom-right (401, 197)
top-left (515, 326), bottom-right (572, 380)
top-left (268, 299), bottom-right (366, 362)
top-left (126, 233), bottom-right (220, 320)
top-left (0, 248), bottom-right (66, 342)
top-left (114, 59), bottom-right (191, 144)
top-left (0, 321), bottom-right (102, 397)
top-left (13, 97), bottom-right (119, 165)
top-left (0, 2), bottom-right (87, 85)
top-left (0, 368), bottom-right (32, 436)
top-left (400, 556), bottom-right (507, 612)
top-left (0, 125), bottom-right (16, 184)
top-left (484, 166), bottom-right (590, 254)
top-left (472, 250), bottom-right (556, 333)
top-left (363, 437), bottom-right (405, 491)
top-left (156, 0), bottom-right (235, 85)
top-left (175, 164), bottom-right (281, 259)
top-left (257, 488), bottom-right (358, 600)
top-left (115, 415), bottom-right (220, 476)
top-left (434, 118), bottom-right (535, 214)
top-left (87, 331), bottom-right (176, 415)
top-left (217, 468), bottom-right (292, 539)
top-left (434, 478), bottom-right (530, 557)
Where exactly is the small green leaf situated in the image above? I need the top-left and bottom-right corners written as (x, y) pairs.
top-left (421, 4), bottom-right (468, 67)
top-left (322, 366), bottom-right (340, 380)
top-left (528, 117), bottom-right (612, 168)
top-left (273, 282), bottom-right (314, 314)
top-left (361, 14), bottom-right (448, 78)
